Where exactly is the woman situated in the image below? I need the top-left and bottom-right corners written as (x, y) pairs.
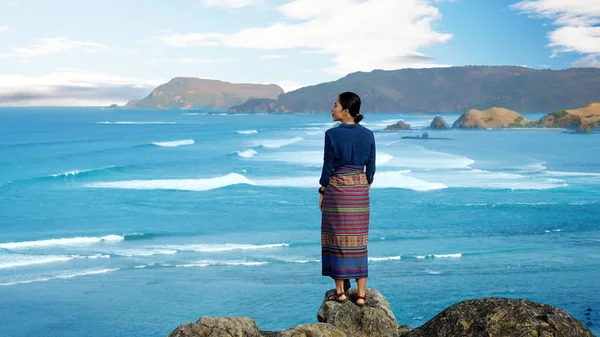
top-left (319, 92), bottom-right (375, 307)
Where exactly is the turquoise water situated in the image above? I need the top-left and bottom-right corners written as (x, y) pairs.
top-left (1, 108), bottom-right (599, 336)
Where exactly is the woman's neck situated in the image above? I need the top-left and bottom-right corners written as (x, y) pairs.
top-left (341, 117), bottom-right (355, 125)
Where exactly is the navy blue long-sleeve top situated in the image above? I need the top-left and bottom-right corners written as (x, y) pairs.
top-left (319, 123), bottom-right (376, 187)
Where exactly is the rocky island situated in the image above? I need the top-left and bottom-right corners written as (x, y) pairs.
top-left (167, 288), bottom-right (594, 337)
top-left (452, 107), bottom-right (535, 129)
top-left (540, 102), bottom-right (600, 132)
top-left (384, 121), bottom-right (411, 131)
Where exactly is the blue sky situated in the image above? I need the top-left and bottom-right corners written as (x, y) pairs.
top-left (0, 0), bottom-right (598, 106)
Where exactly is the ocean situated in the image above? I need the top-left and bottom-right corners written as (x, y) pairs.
top-left (0, 107), bottom-right (598, 336)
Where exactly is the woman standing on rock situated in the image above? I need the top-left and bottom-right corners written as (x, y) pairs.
top-left (319, 92), bottom-right (376, 307)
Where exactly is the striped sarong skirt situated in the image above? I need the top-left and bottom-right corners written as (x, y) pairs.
top-left (321, 166), bottom-right (369, 279)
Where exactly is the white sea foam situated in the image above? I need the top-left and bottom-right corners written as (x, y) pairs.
top-left (0, 268), bottom-right (119, 286)
top-left (86, 173), bottom-right (256, 191)
top-left (152, 139), bottom-right (194, 147)
top-left (237, 149), bottom-right (258, 158)
top-left (97, 121), bottom-right (176, 125)
top-left (71, 254), bottom-right (110, 259)
top-left (425, 270), bottom-right (442, 275)
top-left (252, 137), bottom-right (304, 148)
top-left (257, 176), bottom-right (321, 188)
top-left (256, 151), bottom-right (322, 166)
top-left (416, 253), bottom-right (462, 259)
top-left (182, 113), bottom-right (201, 116)
top-left (410, 169), bottom-right (568, 190)
top-left (237, 130), bottom-right (258, 135)
top-left (112, 249), bottom-right (177, 257)
top-left (377, 152), bottom-right (394, 166)
top-left (49, 166), bottom-right (116, 178)
top-left (0, 254), bottom-right (73, 269)
top-left (292, 259), bottom-right (321, 264)
top-left (519, 161), bottom-right (547, 172)
top-left (157, 243), bottom-right (289, 252)
top-left (381, 147), bottom-right (475, 169)
top-left (176, 260), bottom-right (268, 268)
top-left (369, 256), bottom-right (401, 262)
top-left (0, 235), bottom-right (124, 250)
top-left (544, 171), bottom-right (600, 177)
top-left (373, 171), bottom-right (447, 191)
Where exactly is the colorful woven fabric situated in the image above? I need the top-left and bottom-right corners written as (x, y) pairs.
top-left (321, 166), bottom-right (370, 279)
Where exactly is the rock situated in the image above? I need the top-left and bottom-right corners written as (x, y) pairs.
top-left (540, 102), bottom-right (600, 132)
top-left (385, 121), bottom-right (411, 131)
top-left (397, 324), bottom-right (413, 336)
top-left (277, 323), bottom-right (347, 337)
top-left (317, 288), bottom-right (400, 337)
top-left (168, 317), bottom-right (261, 337)
top-left (452, 107), bottom-right (535, 129)
top-left (229, 98), bottom-right (288, 113)
top-left (429, 116), bottom-right (450, 129)
top-left (404, 297), bottom-right (594, 337)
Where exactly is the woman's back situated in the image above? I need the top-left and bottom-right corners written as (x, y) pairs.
top-left (325, 123), bottom-right (375, 167)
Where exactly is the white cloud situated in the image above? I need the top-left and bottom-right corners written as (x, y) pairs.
top-left (276, 80), bottom-right (309, 92)
top-left (5, 0), bottom-right (20, 7)
top-left (0, 69), bottom-right (163, 106)
top-left (149, 57), bottom-right (234, 65)
top-left (511, 0), bottom-right (600, 66)
top-left (0, 26), bottom-right (9, 32)
top-left (571, 54), bottom-right (600, 68)
top-left (156, 0), bottom-right (452, 74)
top-left (1, 38), bottom-right (113, 58)
top-left (200, 0), bottom-right (258, 8)
top-left (259, 54), bottom-right (290, 59)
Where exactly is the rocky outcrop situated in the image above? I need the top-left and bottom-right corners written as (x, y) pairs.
top-left (230, 98), bottom-right (288, 113)
top-left (452, 107), bottom-right (534, 129)
top-left (166, 290), bottom-right (594, 337)
top-left (317, 288), bottom-right (405, 337)
top-left (540, 102), bottom-right (600, 132)
top-left (168, 317), bottom-right (260, 337)
top-left (404, 297), bottom-right (594, 337)
top-left (277, 323), bottom-right (346, 337)
top-left (429, 116), bottom-right (450, 129)
top-left (126, 78), bottom-right (283, 110)
top-left (385, 121), bottom-right (411, 131)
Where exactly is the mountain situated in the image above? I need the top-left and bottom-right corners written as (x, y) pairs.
top-left (230, 66), bottom-right (600, 113)
top-left (125, 77), bottom-right (283, 109)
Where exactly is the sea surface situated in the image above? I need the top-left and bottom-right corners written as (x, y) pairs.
top-left (0, 108), bottom-right (599, 336)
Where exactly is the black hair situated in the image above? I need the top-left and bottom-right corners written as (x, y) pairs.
top-left (338, 91), bottom-right (362, 123)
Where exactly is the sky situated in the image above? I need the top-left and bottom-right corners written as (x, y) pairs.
top-left (0, 0), bottom-right (598, 106)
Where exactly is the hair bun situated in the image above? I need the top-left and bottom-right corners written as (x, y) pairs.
top-left (354, 114), bottom-right (363, 124)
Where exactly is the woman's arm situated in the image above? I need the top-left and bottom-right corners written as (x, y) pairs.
top-left (319, 132), bottom-right (334, 187)
top-left (365, 135), bottom-right (376, 184)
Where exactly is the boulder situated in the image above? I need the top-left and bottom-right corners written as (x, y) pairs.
top-left (404, 297), bottom-right (594, 337)
top-left (168, 317), bottom-right (261, 337)
top-left (385, 121), bottom-right (411, 131)
top-left (277, 323), bottom-right (347, 337)
top-left (317, 288), bottom-right (402, 337)
top-left (429, 116), bottom-right (450, 129)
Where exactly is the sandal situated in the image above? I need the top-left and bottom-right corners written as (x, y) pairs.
top-left (356, 295), bottom-right (366, 307)
top-left (329, 291), bottom-right (349, 303)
